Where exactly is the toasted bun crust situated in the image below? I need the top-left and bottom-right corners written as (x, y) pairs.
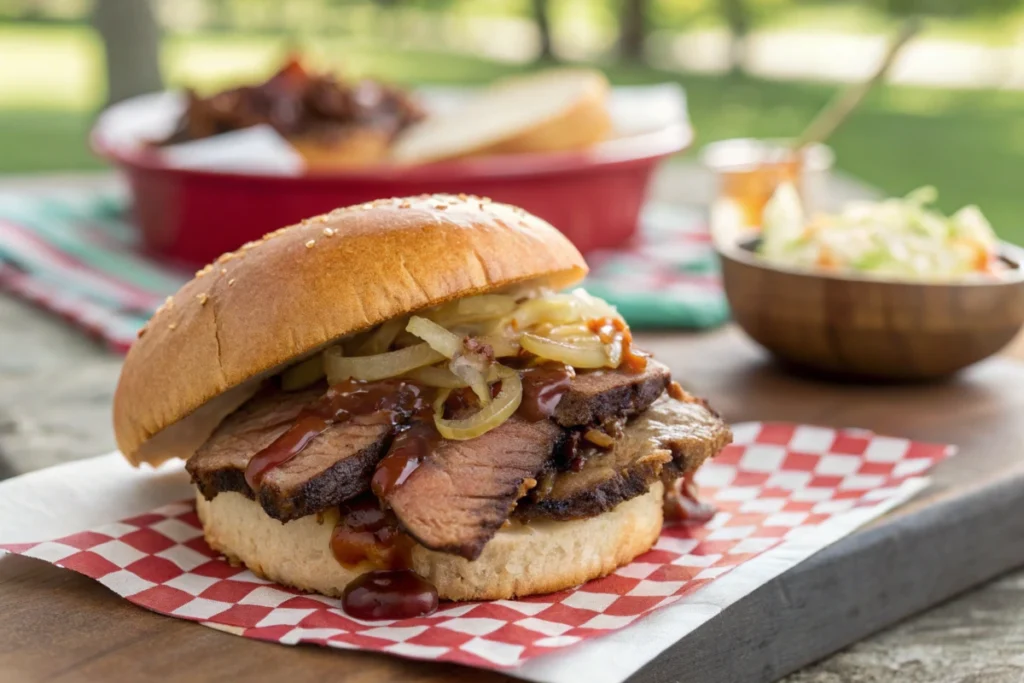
top-left (196, 482), bottom-right (663, 601)
top-left (114, 195), bottom-right (587, 467)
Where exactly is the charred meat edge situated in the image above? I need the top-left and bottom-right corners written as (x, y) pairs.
top-left (518, 394), bottom-right (733, 521)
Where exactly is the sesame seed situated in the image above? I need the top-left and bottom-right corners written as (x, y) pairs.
top-left (322, 227), bottom-right (335, 237)
top-left (164, 296), bottom-right (174, 308)
top-left (197, 293), bottom-right (209, 305)
top-left (361, 203), bottom-right (374, 210)
top-left (457, 193), bottom-right (468, 200)
top-left (228, 278), bottom-right (236, 286)
top-left (221, 268), bottom-right (227, 275)
top-left (168, 323), bottom-right (177, 330)
top-left (137, 325), bottom-right (147, 338)
top-left (305, 240), bottom-right (316, 248)
top-left (435, 203), bottom-right (448, 211)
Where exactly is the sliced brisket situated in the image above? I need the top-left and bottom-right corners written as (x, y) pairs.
top-left (517, 394), bottom-right (732, 521)
top-left (186, 360), bottom-right (685, 537)
top-left (383, 416), bottom-right (563, 560)
top-left (186, 383), bottom-right (395, 522)
top-left (554, 360), bottom-right (670, 427)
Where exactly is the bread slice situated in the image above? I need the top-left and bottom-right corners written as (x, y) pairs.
top-left (391, 68), bottom-right (612, 164)
top-left (196, 482), bottom-right (663, 601)
top-left (289, 129), bottom-right (394, 169)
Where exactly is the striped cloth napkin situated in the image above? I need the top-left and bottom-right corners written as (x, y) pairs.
top-left (0, 192), bottom-right (728, 353)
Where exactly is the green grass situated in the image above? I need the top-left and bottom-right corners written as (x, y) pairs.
top-left (1, 24), bottom-right (1023, 243)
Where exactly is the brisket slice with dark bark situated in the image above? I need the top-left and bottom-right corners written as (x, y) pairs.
top-left (186, 383), bottom-right (394, 522)
top-left (517, 394), bottom-right (732, 521)
top-left (384, 416), bottom-right (564, 560)
top-left (554, 360), bottom-right (670, 427)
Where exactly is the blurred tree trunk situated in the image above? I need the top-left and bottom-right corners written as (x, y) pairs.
top-left (92, 0), bottom-right (163, 106)
top-left (619, 0), bottom-right (648, 63)
top-left (719, 0), bottom-right (750, 74)
top-left (531, 0), bottom-right (554, 61)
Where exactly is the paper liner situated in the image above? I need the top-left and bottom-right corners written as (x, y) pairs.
top-left (0, 422), bottom-right (952, 679)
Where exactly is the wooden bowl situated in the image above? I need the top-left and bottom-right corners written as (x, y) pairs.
top-left (717, 237), bottom-right (1024, 380)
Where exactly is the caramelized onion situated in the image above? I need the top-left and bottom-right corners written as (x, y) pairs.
top-left (406, 364), bottom-right (502, 388)
top-left (280, 355), bottom-right (325, 390)
top-left (584, 428), bottom-right (616, 449)
top-left (449, 354), bottom-right (493, 405)
top-left (519, 333), bottom-right (612, 369)
top-left (433, 367), bottom-right (522, 440)
top-left (476, 334), bottom-right (520, 358)
top-left (506, 298), bottom-right (578, 330)
top-left (324, 343), bottom-right (444, 383)
top-left (352, 316), bottom-right (408, 356)
top-left (406, 316), bottom-right (462, 358)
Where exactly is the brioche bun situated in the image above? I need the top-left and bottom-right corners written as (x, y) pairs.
top-left (197, 481), bottom-right (663, 601)
top-left (113, 195), bottom-right (587, 467)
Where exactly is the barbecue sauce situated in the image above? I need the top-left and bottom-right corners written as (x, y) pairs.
top-left (663, 472), bottom-right (716, 524)
top-left (244, 378), bottom-right (425, 490)
top-left (587, 317), bottom-right (649, 372)
top-left (330, 496), bottom-right (411, 569)
top-left (330, 495), bottom-right (440, 620)
top-left (518, 363), bottom-right (573, 421)
top-left (342, 570), bottom-right (439, 620)
top-left (371, 406), bottom-right (441, 498)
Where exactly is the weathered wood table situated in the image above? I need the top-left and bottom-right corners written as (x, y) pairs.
top-left (1, 169), bottom-right (1022, 682)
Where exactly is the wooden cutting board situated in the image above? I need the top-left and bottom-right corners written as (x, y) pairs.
top-left (2, 326), bottom-right (1023, 683)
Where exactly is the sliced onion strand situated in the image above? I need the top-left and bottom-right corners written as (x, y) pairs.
top-left (434, 367), bottom-right (523, 440)
top-left (324, 343), bottom-right (444, 383)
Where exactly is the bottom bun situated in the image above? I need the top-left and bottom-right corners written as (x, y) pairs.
top-left (196, 481), bottom-right (664, 601)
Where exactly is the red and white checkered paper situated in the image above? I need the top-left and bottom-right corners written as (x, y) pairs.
top-left (0, 423), bottom-right (951, 673)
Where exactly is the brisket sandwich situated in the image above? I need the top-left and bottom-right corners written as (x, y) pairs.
top-left (113, 195), bottom-right (731, 618)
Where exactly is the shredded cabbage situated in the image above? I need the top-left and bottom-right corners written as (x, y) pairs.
top-left (759, 183), bottom-right (1000, 281)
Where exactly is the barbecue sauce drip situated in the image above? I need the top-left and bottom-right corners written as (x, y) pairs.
top-left (244, 378), bottom-right (425, 490)
top-left (518, 363), bottom-right (574, 421)
top-left (342, 570), bottom-right (439, 620)
top-left (331, 496), bottom-right (439, 620)
top-left (371, 405), bottom-right (440, 498)
top-left (330, 495), bottom-right (411, 569)
top-left (664, 472), bottom-right (716, 524)
top-left (587, 317), bottom-right (650, 372)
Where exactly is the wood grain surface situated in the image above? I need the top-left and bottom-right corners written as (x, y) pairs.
top-left (3, 325), bottom-right (1024, 683)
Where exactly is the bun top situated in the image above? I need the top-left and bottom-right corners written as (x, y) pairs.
top-left (114, 194), bottom-right (587, 466)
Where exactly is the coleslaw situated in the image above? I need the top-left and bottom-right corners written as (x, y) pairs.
top-left (759, 184), bottom-right (1002, 281)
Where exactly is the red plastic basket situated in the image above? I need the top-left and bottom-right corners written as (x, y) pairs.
top-left (91, 122), bottom-right (691, 267)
